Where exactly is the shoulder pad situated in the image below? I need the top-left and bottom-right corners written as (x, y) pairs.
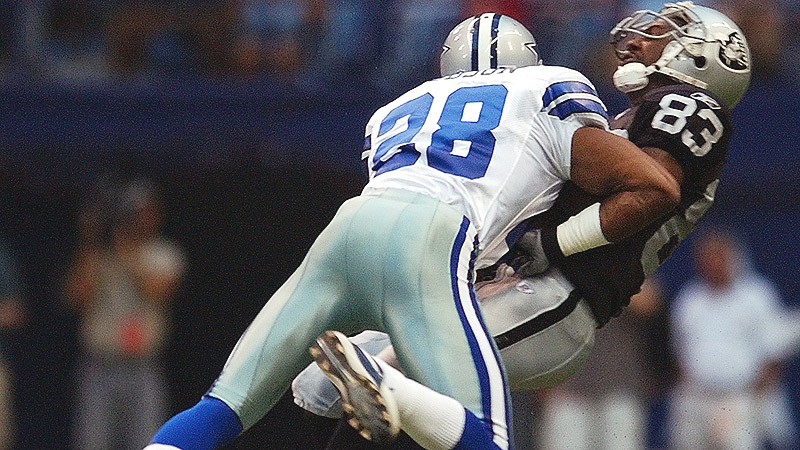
top-left (538, 66), bottom-right (609, 129)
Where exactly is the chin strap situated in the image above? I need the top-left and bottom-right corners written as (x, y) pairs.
top-left (658, 66), bottom-right (708, 88)
top-left (613, 62), bottom-right (654, 93)
top-left (613, 41), bottom-right (708, 94)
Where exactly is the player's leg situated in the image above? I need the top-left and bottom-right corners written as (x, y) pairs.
top-left (312, 328), bottom-right (513, 450)
top-left (384, 217), bottom-right (512, 450)
top-left (145, 197), bottom-right (381, 450)
top-left (296, 267), bottom-right (597, 449)
top-left (480, 268), bottom-right (597, 392)
top-left (329, 190), bottom-right (514, 450)
top-left (293, 331), bottom-right (430, 449)
top-left (292, 330), bottom-right (393, 419)
top-left (293, 265), bottom-right (596, 412)
top-left (291, 190), bottom-right (593, 450)
top-left (361, 267), bottom-right (597, 450)
top-left (146, 267), bottom-right (354, 448)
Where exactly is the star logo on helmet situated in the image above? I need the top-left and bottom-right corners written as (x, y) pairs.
top-left (719, 32), bottom-right (748, 70)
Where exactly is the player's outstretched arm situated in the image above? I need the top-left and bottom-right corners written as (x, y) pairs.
top-left (516, 127), bottom-right (681, 275)
top-left (570, 126), bottom-right (681, 242)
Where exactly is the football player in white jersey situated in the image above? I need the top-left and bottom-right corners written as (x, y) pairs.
top-left (144, 12), bottom-right (681, 450)
top-left (291, 2), bottom-right (751, 449)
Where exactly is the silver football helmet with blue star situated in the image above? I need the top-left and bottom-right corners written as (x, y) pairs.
top-left (440, 13), bottom-right (541, 77)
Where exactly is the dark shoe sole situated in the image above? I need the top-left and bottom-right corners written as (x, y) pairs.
top-left (310, 330), bottom-right (400, 445)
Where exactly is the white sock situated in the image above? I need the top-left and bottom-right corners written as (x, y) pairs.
top-left (143, 445), bottom-right (183, 450)
top-left (375, 359), bottom-right (466, 450)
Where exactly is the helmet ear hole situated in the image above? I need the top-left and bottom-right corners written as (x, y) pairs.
top-left (693, 56), bottom-right (707, 68)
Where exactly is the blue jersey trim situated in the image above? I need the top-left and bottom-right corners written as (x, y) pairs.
top-left (548, 98), bottom-right (609, 121)
top-left (542, 81), bottom-right (600, 107)
top-left (467, 233), bottom-right (513, 447)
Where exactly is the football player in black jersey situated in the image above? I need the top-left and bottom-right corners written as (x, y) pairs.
top-left (526, 0), bottom-right (751, 326)
top-left (290, 2), bottom-right (752, 449)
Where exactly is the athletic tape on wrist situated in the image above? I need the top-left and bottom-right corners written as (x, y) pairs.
top-left (555, 202), bottom-right (610, 257)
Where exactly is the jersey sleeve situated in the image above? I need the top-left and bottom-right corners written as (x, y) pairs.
top-left (539, 68), bottom-right (610, 131)
top-left (535, 67), bottom-right (611, 179)
top-left (362, 108), bottom-right (384, 179)
top-left (627, 85), bottom-right (731, 183)
top-left (362, 113), bottom-right (377, 162)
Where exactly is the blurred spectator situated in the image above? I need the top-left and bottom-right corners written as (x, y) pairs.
top-left (534, 278), bottom-right (676, 450)
top-left (462, 0), bottom-right (531, 23)
top-left (105, 2), bottom-right (172, 75)
top-left (783, 0), bottom-right (800, 81)
top-left (302, 0), bottom-right (384, 87)
top-left (719, 1), bottom-right (787, 83)
top-left (13, 0), bottom-right (110, 80)
top-left (371, 0), bottom-right (462, 92)
top-left (527, 0), bottom-right (619, 70)
top-left (0, 239), bottom-right (28, 450)
top-left (668, 228), bottom-right (799, 450)
top-left (106, 1), bottom-right (210, 76)
top-left (65, 178), bottom-right (185, 450)
top-left (3, 0), bottom-right (800, 86)
top-left (229, 0), bottom-right (327, 79)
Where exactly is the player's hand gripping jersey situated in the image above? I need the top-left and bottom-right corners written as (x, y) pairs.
top-left (361, 65), bottom-right (608, 268)
top-left (543, 84), bottom-right (731, 325)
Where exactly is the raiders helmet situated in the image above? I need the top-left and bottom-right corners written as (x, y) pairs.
top-left (440, 13), bottom-right (541, 77)
top-left (610, 1), bottom-right (751, 107)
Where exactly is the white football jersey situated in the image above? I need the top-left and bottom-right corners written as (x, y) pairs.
top-left (362, 65), bottom-right (608, 267)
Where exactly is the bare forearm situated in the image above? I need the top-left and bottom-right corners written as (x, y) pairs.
top-left (599, 187), bottom-right (676, 242)
top-left (571, 128), bottom-right (682, 243)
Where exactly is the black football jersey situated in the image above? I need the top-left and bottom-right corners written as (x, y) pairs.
top-left (549, 84), bottom-right (732, 326)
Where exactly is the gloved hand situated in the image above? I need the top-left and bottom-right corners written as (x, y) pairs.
top-left (513, 229), bottom-right (551, 277)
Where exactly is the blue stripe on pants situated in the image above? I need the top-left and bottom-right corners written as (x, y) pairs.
top-left (449, 217), bottom-right (512, 449)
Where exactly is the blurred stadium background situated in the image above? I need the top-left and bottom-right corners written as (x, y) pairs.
top-left (0, 0), bottom-right (798, 448)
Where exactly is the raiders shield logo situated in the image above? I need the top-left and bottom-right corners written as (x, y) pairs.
top-left (719, 32), bottom-right (748, 70)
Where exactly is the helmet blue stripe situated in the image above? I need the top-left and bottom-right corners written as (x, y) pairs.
top-left (471, 16), bottom-right (480, 71)
top-left (490, 14), bottom-right (501, 69)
